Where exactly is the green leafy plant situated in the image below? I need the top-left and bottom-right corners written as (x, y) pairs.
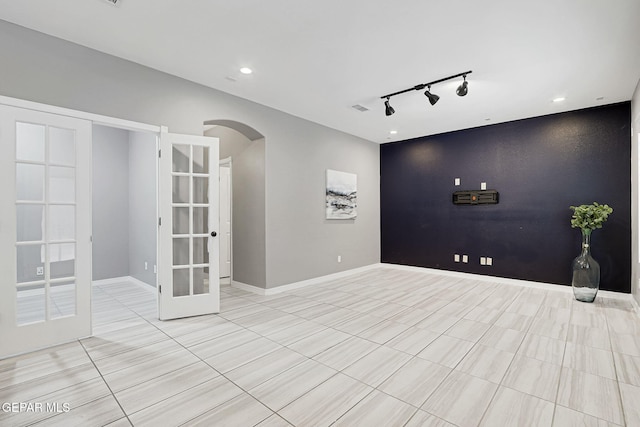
top-left (570, 202), bottom-right (613, 234)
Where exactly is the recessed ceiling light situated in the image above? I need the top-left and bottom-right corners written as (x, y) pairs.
top-left (240, 67), bottom-right (253, 75)
top-left (390, 130), bottom-right (398, 135)
top-left (552, 97), bottom-right (565, 103)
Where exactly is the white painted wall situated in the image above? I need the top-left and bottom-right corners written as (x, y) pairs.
top-left (92, 126), bottom-right (157, 285)
top-left (632, 78), bottom-right (640, 306)
top-left (0, 20), bottom-right (380, 290)
top-left (92, 125), bottom-right (129, 280)
top-left (128, 131), bottom-right (157, 286)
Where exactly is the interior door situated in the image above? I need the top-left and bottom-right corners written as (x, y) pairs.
top-left (159, 132), bottom-right (220, 320)
top-left (0, 105), bottom-right (92, 358)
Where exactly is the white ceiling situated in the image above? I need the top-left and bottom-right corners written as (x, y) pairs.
top-left (1, 0), bottom-right (639, 143)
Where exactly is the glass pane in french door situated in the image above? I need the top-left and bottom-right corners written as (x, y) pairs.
top-left (15, 121), bottom-right (77, 325)
top-left (171, 143), bottom-right (210, 297)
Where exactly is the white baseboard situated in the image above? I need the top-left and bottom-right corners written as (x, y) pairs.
top-left (232, 263), bottom-right (383, 296)
top-left (381, 263), bottom-right (637, 303)
top-left (92, 276), bottom-right (131, 286)
top-left (631, 294), bottom-right (640, 315)
top-left (92, 276), bottom-right (156, 295)
top-left (232, 262), bottom-right (636, 304)
top-left (380, 263), bottom-right (574, 294)
top-left (231, 280), bottom-right (265, 295)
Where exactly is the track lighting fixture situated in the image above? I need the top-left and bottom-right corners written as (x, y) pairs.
top-left (424, 85), bottom-right (440, 106)
top-left (456, 75), bottom-right (468, 97)
top-left (384, 97), bottom-right (395, 116)
top-left (380, 70), bottom-right (472, 116)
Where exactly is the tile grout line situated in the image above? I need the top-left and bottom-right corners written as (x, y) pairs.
top-left (150, 289), bottom-right (395, 426)
top-left (94, 285), bottom-right (264, 424)
top-left (475, 289), bottom-right (552, 427)
top-left (547, 294), bottom-right (574, 427)
top-left (246, 274), bottom-right (440, 425)
top-left (367, 283), bottom-right (531, 425)
top-left (119, 301), bottom-right (276, 425)
top-left (341, 280), bottom-right (525, 425)
top-left (77, 338), bottom-right (134, 426)
top-left (243, 294), bottom-right (384, 425)
top-left (90, 271), bottom-right (638, 426)
top-left (605, 303), bottom-right (629, 427)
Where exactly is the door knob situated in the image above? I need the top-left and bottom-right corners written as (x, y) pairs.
top-left (210, 231), bottom-right (217, 237)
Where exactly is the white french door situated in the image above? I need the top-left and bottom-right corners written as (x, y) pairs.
top-left (159, 132), bottom-right (220, 320)
top-left (0, 105), bottom-right (92, 358)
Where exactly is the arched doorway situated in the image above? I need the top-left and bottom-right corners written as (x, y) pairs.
top-left (203, 119), bottom-right (267, 289)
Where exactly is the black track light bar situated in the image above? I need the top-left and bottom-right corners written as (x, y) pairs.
top-left (380, 70), bottom-right (473, 100)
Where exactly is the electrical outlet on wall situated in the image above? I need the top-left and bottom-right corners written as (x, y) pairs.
top-left (486, 257), bottom-right (493, 266)
top-left (36, 266), bottom-right (44, 276)
top-left (462, 255), bottom-right (468, 263)
top-left (337, 255), bottom-right (342, 263)
top-left (454, 254), bottom-right (460, 262)
top-left (144, 262), bottom-right (148, 271)
top-left (480, 257), bottom-right (486, 265)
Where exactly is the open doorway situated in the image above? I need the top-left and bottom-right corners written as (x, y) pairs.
top-left (203, 120), bottom-right (266, 290)
top-left (91, 124), bottom-right (158, 329)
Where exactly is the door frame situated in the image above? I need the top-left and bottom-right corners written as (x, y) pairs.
top-left (219, 157), bottom-right (232, 282)
top-left (0, 96), bottom-right (161, 134)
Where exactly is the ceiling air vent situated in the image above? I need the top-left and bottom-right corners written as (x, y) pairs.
top-left (351, 104), bottom-right (369, 112)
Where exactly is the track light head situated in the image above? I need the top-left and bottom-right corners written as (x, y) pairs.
top-left (456, 75), bottom-right (468, 97)
top-left (384, 98), bottom-right (395, 116)
top-left (424, 85), bottom-right (440, 106)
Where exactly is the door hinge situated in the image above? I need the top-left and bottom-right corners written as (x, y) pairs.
top-left (159, 285), bottom-right (161, 294)
top-left (158, 217), bottom-right (162, 226)
top-left (158, 149), bottom-right (162, 158)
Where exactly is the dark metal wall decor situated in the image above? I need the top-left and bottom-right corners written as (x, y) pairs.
top-left (452, 190), bottom-right (499, 205)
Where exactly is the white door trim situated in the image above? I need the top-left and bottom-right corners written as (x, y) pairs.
top-left (219, 157), bottom-right (232, 280)
top-left (0, 95), bottom-right (161, 134)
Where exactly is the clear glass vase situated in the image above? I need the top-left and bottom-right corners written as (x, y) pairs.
top-left (571, 229), bottom-right (599, 303)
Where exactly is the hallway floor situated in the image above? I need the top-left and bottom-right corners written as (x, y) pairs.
top-left (1, 266), bottom-right (640, 426)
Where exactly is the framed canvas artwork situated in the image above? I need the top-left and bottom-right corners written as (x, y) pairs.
top-left (326, 169), bottom-right (357, 219)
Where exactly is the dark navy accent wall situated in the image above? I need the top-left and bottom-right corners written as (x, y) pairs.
top-left (380, 103), bottom-right (631, 293)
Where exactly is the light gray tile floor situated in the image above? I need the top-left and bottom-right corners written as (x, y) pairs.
top-left (1, 266), bottom-right (639, 426)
